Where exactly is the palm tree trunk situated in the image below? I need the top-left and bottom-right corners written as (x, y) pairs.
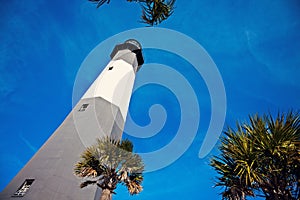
top-left (100, 189), bottom-right (112, 200)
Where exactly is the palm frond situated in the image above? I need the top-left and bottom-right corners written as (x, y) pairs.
top-left (120, 139), bottom-right (133, 152)
top-left (139, 0), bottom-right (175, 26)
top-left (88, 0), bottom-right (111, 8)
top-left (126, 181), bottom-right (143, 195)
top-left (119, 171), bottom-right (144, 195)
top-left (211, 111), bottom-right (300, 200)
top-left (74, 137), bottom-right (144, 195)
top-left (74, 145), bottom-right (104, 177)
top-left (80, 180), bottom-right (97, 188)
top-left (88, 0), bottom-right (176, 25)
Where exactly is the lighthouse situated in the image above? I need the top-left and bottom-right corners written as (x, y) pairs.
top-left (0, 39), bottom-right (144, 200)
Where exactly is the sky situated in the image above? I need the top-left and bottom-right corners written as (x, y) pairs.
top-left (0, 0), bottom-right (300, 199)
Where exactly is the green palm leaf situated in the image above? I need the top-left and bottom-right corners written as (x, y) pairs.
top-left (88, 0), bottom-right (110, 8)
top-left (211, 111), bottom-right (300, 200)
top-left (74, 137), bottom-right (144, 198)
top-left (88, 0), bottom-right (175, 26)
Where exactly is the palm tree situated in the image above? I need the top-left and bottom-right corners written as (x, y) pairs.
top-left (88, 0), bottom-right (176, 26)
top-left (211, 112), bottom-right (300, 200)
top-left (74, 138), bottom-right (144, 200)
top-left (211, 127), bottom-right (257, 200)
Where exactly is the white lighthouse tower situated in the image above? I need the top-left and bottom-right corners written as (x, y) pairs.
top-left (0, 39), bottom-right (144, 200)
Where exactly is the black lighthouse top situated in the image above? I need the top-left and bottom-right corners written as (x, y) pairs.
top-left (110, 39), bottom-right (144, 68)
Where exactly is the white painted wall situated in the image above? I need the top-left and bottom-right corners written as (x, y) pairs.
top-left (82, 59), bottom-right (136, 119)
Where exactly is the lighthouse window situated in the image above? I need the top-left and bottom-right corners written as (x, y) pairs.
top-left (12, 179), bottom-right (35, 197)
top-left (108, 66), bottom-right (114, 70)
top-left (78, 104), bottom-right (89, 112)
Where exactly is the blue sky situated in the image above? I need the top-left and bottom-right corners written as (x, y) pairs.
top-left (1, 0), bottom-right (300, 199)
